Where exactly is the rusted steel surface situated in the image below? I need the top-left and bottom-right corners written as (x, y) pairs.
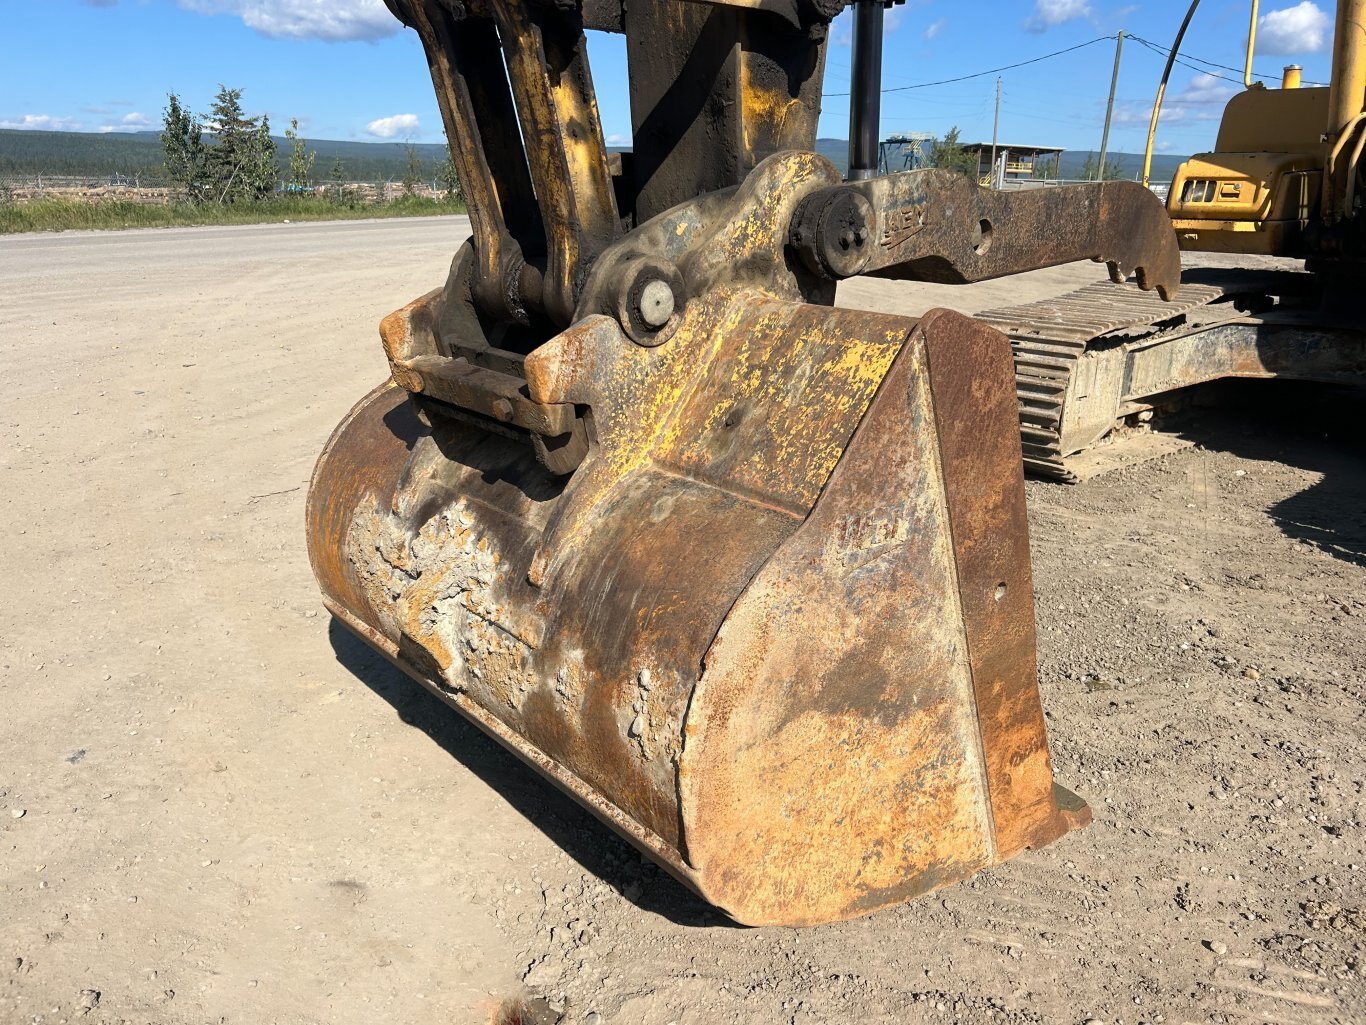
top-left (978, 268), bottom-right (1366, 481)
top-left (316, 290), bottom-right (912, 853)
top-left (302, 0), bottom-right (1192, 926)
top-left (487, 0), bottom-right (620, 325)
top-left (791, 171), bottom-right (1182, 300)
top-left (311, 304), bottom-right (1087, 925)
top-left (679, 309), bottom-right (1086, 925)
top-left (918, 310), bottom-right (1090, 860)
top-left (306, 381), bottom-right (424, 643)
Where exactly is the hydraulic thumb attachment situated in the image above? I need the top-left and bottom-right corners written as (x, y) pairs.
top-left (791, 168), bottom-right (1182, 297)
top-left (311, 0), bottom-right (1179, 926)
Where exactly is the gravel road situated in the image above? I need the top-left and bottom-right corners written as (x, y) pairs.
top-left (2, 217), bottom-right (1363, 1025)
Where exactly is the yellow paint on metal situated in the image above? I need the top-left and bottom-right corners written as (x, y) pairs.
top-left (738, 56), bottom-right (797, 161)
top-left (1328, 0), bottom-right (1366, 143)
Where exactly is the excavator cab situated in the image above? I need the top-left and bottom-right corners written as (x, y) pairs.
top-left (307, 0), bottom-right (1179, 925)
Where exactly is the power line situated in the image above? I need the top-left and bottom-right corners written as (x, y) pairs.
top-left (1003, 105), bottom-right (1105, 128)
top-left (824, 29), bottom-right (1324, 105)
top-left (1126, 33), bottom-right (1267, 85)
top-left (822, 35), bottom-right (1116, 98)
top-left (1127, 33), bottom-right (1327, 87)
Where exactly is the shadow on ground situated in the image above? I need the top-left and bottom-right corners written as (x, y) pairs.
top-left (328, 618), bottom-right (732, 929)
top-left (1171, 379), bottom-right (1366, 567)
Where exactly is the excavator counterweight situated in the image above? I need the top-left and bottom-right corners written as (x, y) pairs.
top-left (307, 0), bottom-right (1179, 925)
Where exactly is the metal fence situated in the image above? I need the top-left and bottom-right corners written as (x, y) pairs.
top-left (0, 174), bottom-right (460, 203)
top-left (1, 173), bottom-right (170, 191)
top-left (3, 172), bottom-right (1169, 206)
top-left (996, 177), bottom-right (1173, 202)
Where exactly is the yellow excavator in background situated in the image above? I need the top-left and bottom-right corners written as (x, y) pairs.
top-left (1168, 0), bottom-right (1363, 259)
top-left (1168, 63), bottom-right (1332, 257)
top-left (991, 0), bottom-right (1366, 480)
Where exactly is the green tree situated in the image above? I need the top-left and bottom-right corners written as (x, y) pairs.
top-left (204, 85), bottom-right (277, 203)
top-left (327, 156), bottom-right (349, 205)
top-left (400, 141), bottom-right (424, 198)
top-left (1032, 154), bottom-right (1060, 180)
top-left (284, 117), bottom-right (316, 190)
top-left (161, 92), bottom-right (206, 201)
top-left (246, 114), bottom-right (278, 196)
top-left (438, 144), bottom-right (462, 204)
top-left (928, 126), bottom-right (979, 180)
top-left (1082, 152), bottom-right (1125, 181)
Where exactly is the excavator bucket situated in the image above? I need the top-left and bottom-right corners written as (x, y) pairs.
top-left (308, 0), bottom-right (1180, 926)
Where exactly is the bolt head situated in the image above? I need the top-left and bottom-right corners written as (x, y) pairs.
top-left (491, 397), bottom-right (515, 422)
top-left (637, 279), bottom-right (676, 329)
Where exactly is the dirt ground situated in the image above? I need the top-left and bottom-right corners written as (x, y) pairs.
top-left (2, 217), bottom-right (1363, 1025)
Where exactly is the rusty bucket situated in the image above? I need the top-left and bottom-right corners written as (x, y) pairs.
top-left (293, 0), bottom-right (1175, 928)
top-left (308, 285), bottom-right (1089, 927)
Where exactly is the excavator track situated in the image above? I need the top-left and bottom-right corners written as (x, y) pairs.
top-left (978, 279), bottom-right (1237, 482)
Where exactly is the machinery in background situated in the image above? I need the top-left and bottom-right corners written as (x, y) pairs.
top-left (995, 0), bottom-right (1366, 481)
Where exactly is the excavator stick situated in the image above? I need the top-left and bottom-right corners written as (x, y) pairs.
top-left (308, 0), bottom-right (1180, 925)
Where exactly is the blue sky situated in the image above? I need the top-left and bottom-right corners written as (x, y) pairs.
top-left (0, 0), bottom-right (1340, 157)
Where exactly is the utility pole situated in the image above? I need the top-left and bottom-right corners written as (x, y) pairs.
top-left (989, 76), bottom-right (1001, 187)
top-left (1097, 30), bottom-right (1124, 180)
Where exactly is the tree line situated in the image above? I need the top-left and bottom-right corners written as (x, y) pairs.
top-left (160, 85), bottom-right (461, 204)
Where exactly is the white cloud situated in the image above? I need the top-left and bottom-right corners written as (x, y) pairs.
top-left (924, 17), bottom-right (946, 40)
top-left (1171, 72), bottom-right (1238, 107)
top-left (829, 1), bottom-right (910, 47)
top-left (1113, 103), bottom-right (1183, 127)
top-left (1113, 74), bottom-right (1234, 128)
top-left (176, 0), bottom-right (400, 42)
top-left (1026, 0), bottom-right (1092, 32)
top-left (0, 114), bottom-right (83, 131)
top-left (366, 113), bottom-right (420, 138)
top-left (98, 112), bottom-right (152, 133)
top-left (1257, 2), bottom-right (1330, 55)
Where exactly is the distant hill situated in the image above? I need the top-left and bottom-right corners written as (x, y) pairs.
top-left (0, 129), bottom-right (454, 181)
top-left (1056, 150), bottom-right (1189, 181)
top-left (815, 137), bottom-right (848, 172)
top-left (1, 127), bottom-right (1189, 183)
top-left (1, 129), bottom-right (161, 176)
top-left (804, 139), bottom-right (1189, 181)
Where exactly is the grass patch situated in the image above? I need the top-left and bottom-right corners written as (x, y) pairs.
top-left (0, 194), bottom-right (467, 234)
